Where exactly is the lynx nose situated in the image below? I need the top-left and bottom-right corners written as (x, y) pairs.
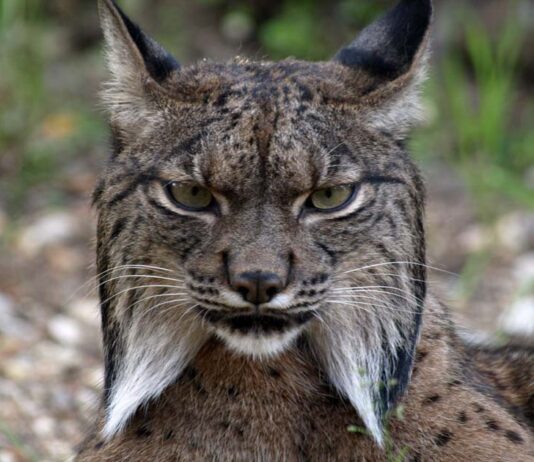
top-left (231, 271), bottom-right (285, 305)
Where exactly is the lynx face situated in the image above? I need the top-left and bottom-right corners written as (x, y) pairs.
top-left (96, 0), bottom-right (431, 445)
top-left (110, 62), bottom-right (424, 358)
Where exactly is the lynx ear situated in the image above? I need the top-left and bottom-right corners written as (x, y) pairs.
top-left (334, 0), bottom-right (433, 138)
top-left (98, 0), bottom-right (179, 140)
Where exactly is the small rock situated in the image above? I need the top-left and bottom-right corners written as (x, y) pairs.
top-left (496, 212), bottom-right (534, 254)
top-left (67, 298), bottom-right (99, 326)
top-left (48, 315), bottom-right (83, 346)
top-left (0, 292), bottom-right (14, 316)
top-left (500, 296), bottom-right (534, 336)
top-left (3, 357), bottom-right (35, 381)
top-left (512, 252), bottom-right (534, 288)
top-left (44, 245), bottom-right (85, 273)
top-left (458, 224), bottom-right (491, 253)
top-left (32, 416), bottom-right (55, 438)
top-left (17, 212), bottom-right (77, 256)
top-left (0, 292), bottom-right (38, 339)
top-left (0, 451), bottom-right (16, 462)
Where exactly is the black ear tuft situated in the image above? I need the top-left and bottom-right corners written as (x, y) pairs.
top-left (112, 1), bottom-right (180, 83)
top-left (98, 0), bottom-right (181, 140)
top-left (334, 0), bottom-right (432, 79)
top-left (98, 0), bottom-right (179, 84)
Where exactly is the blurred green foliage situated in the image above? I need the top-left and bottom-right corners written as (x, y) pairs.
top-left (0, 0), bottom-right (106, 216)
top-left (0, 0), bottom-right (532, 221)
top-left (412, 4), bottom-right (533, 220)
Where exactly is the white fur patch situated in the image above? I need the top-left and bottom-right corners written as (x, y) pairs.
top-left (103, 313), bottom-right (209, 440)
top-left (215, 326), bottom-right (303, 359)
top-left (263, 293), bottom-right (295, 310)
top-left (309, 282), bottom-right (417, 447)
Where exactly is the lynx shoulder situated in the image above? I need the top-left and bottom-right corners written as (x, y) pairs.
top-left (76, 0), bottom-right (534, 460)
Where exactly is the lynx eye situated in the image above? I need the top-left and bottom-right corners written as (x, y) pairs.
top-left (166, 182), bottom-right (213, 211)
top-left (308, 185), bottom-right (355, 211)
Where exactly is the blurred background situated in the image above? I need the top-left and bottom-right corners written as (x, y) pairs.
top-left (0, 0), bottom-right (533, 460)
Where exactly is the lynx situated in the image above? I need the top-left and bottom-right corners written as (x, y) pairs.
top-left (76, 0), bottom-right (534, 460)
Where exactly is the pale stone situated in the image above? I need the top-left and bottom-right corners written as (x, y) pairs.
top-left (48, 315), bottom-right (83, 346)
top-left (67, 297), bottom-right (99, 326)
top-left (496, 212), bottom-right (534, 254)
top-left (17, 212), bottom-right (78, 256)
top-left (0, 451), bottom-right (17, 462)
top-left (500, 296), bottom-right (534, 336)
top-left (457, 224), bottom-right (491, 253)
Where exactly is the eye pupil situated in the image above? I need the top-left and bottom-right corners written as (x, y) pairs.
top-left (191, 186), bottom-right (199, 196)
top-left (324, 189), bottom-right (333, 199)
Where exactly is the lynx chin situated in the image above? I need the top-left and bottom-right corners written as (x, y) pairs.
top-left (76, 0), bottom-right (534, 460)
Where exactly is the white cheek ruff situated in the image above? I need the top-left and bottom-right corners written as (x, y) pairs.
top-left (102, 316), bottom-right (209, 441)
top-left (215, 326), bottom-right (303, 359)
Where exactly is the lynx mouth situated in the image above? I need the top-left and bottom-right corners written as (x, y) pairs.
top-left (195, 306), bottom-right (315, 334)
top-left (195, 306), bottom-right (314, 357)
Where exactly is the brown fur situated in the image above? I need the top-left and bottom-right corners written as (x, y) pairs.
top-left (78, 301), bottom-right (534, 461)
top-left (76, 1), bottom-right (534, 460)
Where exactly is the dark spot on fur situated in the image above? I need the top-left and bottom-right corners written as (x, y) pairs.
top-left (458, 411), bottom-right (468, 423)
top-left (194, 380), bottom-right (207, 396)
top-left (472, 403), bottom-right (485, 413)
top-left (182, 366), bottom-right (198, 381)
top-left (227, 385), bottom-right (239, 398)
top-left (214, 92), bottom-right (228, 106)
top-left (485, 419), bottom-right (500, 431)
top-left (409, 453), bottom-right (422, 462)
top-left (268, 367), bottom-right (281, 378)
top-left (136, 425), bottom-right (152, 438)
top-left (448, 379), bottom-right (462, 388)
top-left (423, 394), bottom-right (440, 405)
top-left (415, 350), bottom-right (428, 362)
top-left (297, 83), bottom-right (313, 101)
top-left (505, 430), bottom-right (524, 444)
top-left (94, 441), bottom-right (104, 450)
top-left (110, 217), bottom-right (128, 240)
top-left (164, 430), bottom-right (174, 440)
top-left (435, 430), bottom-right (452, 446)
top-left (426, 331), bottom-right (441, 340)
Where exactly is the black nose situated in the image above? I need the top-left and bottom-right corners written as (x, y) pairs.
top-left (231, 271), bottom-right (285, 305)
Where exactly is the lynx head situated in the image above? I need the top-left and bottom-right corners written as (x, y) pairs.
top-left (95, 0), bottom-right (432, 445)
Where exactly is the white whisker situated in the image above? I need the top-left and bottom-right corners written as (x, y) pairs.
top-left (343, 261), bottom-right (457, 276)
top-left (100, 284), bottom-right (188, 308)
top-left (66, 263), bottom-right (176, 302)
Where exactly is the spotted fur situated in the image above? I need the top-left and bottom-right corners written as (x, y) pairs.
top-left (77, 1), bottom-right (534, 460)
